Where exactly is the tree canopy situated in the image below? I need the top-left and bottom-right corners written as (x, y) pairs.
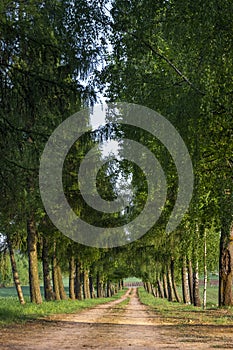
top-left (0, 0), bottom-right (232, 306)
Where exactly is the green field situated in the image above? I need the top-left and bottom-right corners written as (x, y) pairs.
top-left (123, 277), bottom-right (142, 283)
top-left (177, 285), bottom-right (219, 308)
top-left (0, 285), bottom-right (69, 299)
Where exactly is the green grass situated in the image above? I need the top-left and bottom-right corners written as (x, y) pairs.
top-left (177, 285), bottom-right (219, 308)
top-left (0, 288), bottom-right (127, 326)
top-left (138, 287), bottom-right (233, 325)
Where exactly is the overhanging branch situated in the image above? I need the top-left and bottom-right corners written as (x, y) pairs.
top-left (130, 32), bottom-right (205, 96)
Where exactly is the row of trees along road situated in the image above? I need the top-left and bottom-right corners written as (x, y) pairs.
top-left (0, 0), bottom-right (127, 304)
top-left (0, 0), bottom-right (233, 307)
top-left (100, 0), bottom-right (233, 307)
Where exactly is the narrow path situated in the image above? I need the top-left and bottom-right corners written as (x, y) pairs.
top-left (1, 288), bottom-right (233, 349)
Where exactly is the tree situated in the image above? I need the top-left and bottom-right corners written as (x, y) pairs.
top-left (99, 0), bottom-right (233, 306)
top-left (0, 0), bottom-right (110, 302)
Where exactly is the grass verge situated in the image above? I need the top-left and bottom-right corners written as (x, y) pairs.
top-left (0, 288), bottom-right (127, 326)
top-left (138, 287), bottom-right (233, 326)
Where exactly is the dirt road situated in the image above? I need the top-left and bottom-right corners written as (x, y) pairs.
top-left (1, 288), bottom-right (233, 349)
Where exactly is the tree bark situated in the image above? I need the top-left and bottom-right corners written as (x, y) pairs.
top-left (27, 217), bottom-right (42, 304)
top-left (52, 243), bottom-right (60, 301)
top-left (145, 281), bottom-right (152, 294)
top-left (151, 284), bottom-right (157, 297)
top-left (7, 236), bottom-right (25, 305)
top-left (162, 273), bottom-right (168, 299)
top-left (203, 229), bottom-right (207, 309)
top-left (69, 256), bottom-right (75, 300)
top-left (89, 274), bottom-right (94, 298)
top-left (57, 264), bottom-right (67, 300)
top-left (157, 279), bottom-right (164, 298)
top-left (83, 269), bottom-right (90, 299)
top-left (106, 280), bottom-right (111, 297)
top-left (219, 222), bottom-right (233, 306)
top-left (188, 259), bottom-right (194, 304)
top-left (96, 273), bottom-right (104, 298)
top-left (96, 271), bottom-right (101, 298)
top-left (118, 280), bottom-right (122, 291)
top-left (171, 258), bottom-right (181, 303)
top-left (75, 260), bottom-right (82, 300)
top-left (42, 236), bottom-right (54, 301)
top-left (167, 268), bottom-right (175, 302)
top-left (193, 260), bottom-right (201, 306)
top-left (182, 256), bottom-right (190, 304)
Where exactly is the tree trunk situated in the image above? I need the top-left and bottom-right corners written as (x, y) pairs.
top-left (7, 236), bottom-right (25, 305)
top-left (110, 283), bottom-right (114, 296)
top-left (219, 222), bottom-right (233, 306)
top-left (193, 260), bottom-right (201, 306)
top-left (83, 269), bottom-right (90, 299)
top-left (149, 282), bottom-right (153, 294)
top-left (171, 258), bottom-right (181, 303)
top-left (162, 273), bottom-right (168, 299)
top-left (27, 217), bottom-right (42, 304)
top-left (106, 280), bottom-right (111, 297)
top-left (96, 271), bottom-right (101, 298)
top-left (42, 236), bottom-right (54, 301)
top-left (151, 284), bottom-right (157, 297)
top-left (203, 229), bottom-right (207, 309)
top-left (57, 265), bottom-right (67, 300)
top-left (89, 274), bottom-right (94, 298)
top-left (182, 256), bottom-right (190, 304)
top-left (145, 281), bottom-right (152, 294)
top-left (167, 268), bottom-right (175, 302)
top-left (99, 281), bottom-right (104, 297)
top-left (75, 260), bottom-right (82, 300)
top-left (69, 256), bottom-right (75, 300)
top-left (188, 259), bottom-right (194, 304)
top-left (118, 280), bottom-right (122, 291)
top-left (96, 273), bottom-right (104, 298)
top-left (52, 243), bottom-right (60, 301)
top-left (157, 279), bottom-right (164, 298)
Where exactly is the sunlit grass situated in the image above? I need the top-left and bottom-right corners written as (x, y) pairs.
top-left (138, 287), bottom-right (233, 325)
top-left (177, 285), bottom-right (219, 308)
top-left (0, 288), bottom-right (127, 326)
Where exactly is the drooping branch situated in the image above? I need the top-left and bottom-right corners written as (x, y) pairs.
top-left (1, 116), bottom-right (50, 139)
top-left (107, 5), bottom-right (205, 96)
top-left (130, 32), bottom-right (205, 96)
top-left (4, 157), bottom-right (38, 172)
